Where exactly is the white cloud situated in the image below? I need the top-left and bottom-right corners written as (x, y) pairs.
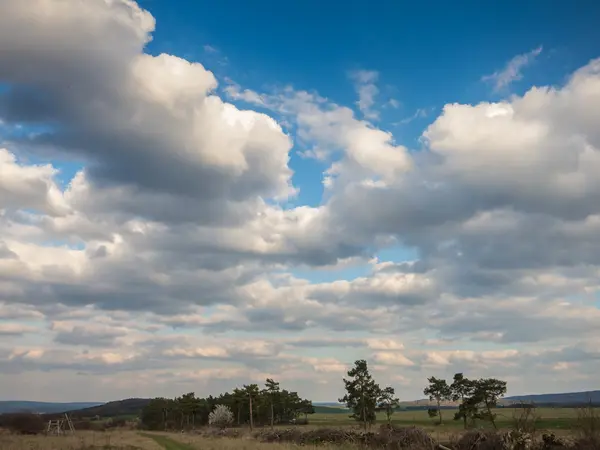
top-left (349, 70), bottom-right (380, 120)
top-left (482, 46), bottom-right (543, 92)
top-left (0, 0), bottom-right (600, 403)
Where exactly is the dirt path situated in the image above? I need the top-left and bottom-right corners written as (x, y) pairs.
top-left (140, 433), bottom-right (196, 450)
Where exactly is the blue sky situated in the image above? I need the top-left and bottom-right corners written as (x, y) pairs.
top-left (1, 0), bottom-right (600, 402)
top-left (139, 0), bottom-right (600, 211)
top-left (134, 0), bottom-right (600, 280)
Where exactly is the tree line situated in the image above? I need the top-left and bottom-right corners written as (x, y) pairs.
top-left (424, 373), bottom-right (507, 429)
top-left (140, 378), bottom-right (314, 431)
top-left (339, 360), bottom-right (507, 430)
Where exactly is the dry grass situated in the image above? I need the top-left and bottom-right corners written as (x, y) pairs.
top-left (0, 430), bottom-right (163, 449)
top-left (0, 430), bottom-right (358, 450)
top-left (167, 432), bottom-right (355, 449)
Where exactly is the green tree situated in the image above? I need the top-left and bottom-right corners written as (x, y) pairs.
top-left (423, 376), bottom-right (452, 425)
top-left (264, 378), bottom-right (280, 428)
top-left (451, 373), bottom-right (474, 429)
top-left (140, 397), bottom-right (178, 430)
top-left (377, 386), bottom-right (400, 425)
top-left (473, 378), bottom-right (507, 429)
top-left (231, 387), bottom-right (246, 425)
top-left (339, 359), bottom-right (381, 431)
top-left (243, 384), bottom-right (260, 431)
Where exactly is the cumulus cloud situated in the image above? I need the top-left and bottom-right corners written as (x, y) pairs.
top-left (0, 0), bottom-right (599, 402)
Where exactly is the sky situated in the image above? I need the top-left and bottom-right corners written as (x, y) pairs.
top-left (1, 0), bottom-right (600, 403)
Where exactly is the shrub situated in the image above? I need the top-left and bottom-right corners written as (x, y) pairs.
top-left (512, 404), bottom-right (541, 434)
top-left (0, 413), bottom-right (46, 435)
top-left (575, 403), bottom-right (600, 443)
top-left (208, 404), bottom-right (234, 429)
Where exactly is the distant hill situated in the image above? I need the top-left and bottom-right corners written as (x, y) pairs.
top-left (61, 398), bottom-right (151, 418)
top-left (313, 402), bottom-right (346, 408)
top-left (313, 405), bottom-right (348, 414)
top-left (505, 391), bottom-right (600, 405)
top-left (317, 390), bottom-right (600, 411)
top-left (0, 401), bottom-right (102, 414)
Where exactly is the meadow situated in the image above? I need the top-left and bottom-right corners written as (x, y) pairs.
top-left (0, 430), bottom-right (346, 450)
top-left (310, 407), bottom-right (581, 431)
top-left (1, 406), bottom-right (597, 449)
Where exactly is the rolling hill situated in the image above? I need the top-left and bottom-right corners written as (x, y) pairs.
top-left (504, 390), bottom-right (600, 405)
top-left (0, 401), bottom-right (103, 414)
top-left (3, 389), bottom-right (599, 418)
top-left (61, 398), bottom-right (151, 418)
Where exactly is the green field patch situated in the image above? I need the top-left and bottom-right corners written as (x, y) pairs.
top-left (140, 433), bottom-right (196, 450)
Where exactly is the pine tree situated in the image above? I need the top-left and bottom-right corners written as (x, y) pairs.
top-left (339, 359), bottom-right (381, 431)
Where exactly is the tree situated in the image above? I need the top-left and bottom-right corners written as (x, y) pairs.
top-left (339, 359), bottom-right (381, 431)
top-left (451, 373), bottom-right (474, 429)
top-left (264, 378), bottom-right (280, 429)
top-left (473, 378), bottom-right (507, 429)
top-left (231, 387), bottom-right (246, 426)
top-left (208, 404), bottom-right (234, 429)
top-left (423, 376), bottom-right (452, 425)
top-left (377, 386), bottom-right (400, 425)
top-left (450, 374), bottom-right (507, 429)
top-left (243, 384), bottom-right (260, 431)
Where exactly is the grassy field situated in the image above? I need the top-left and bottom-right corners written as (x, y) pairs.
top-left (0, 430), bottom-right (164, 449)
top-left (1, 407), bottom-right (595, 449)
top-left (310, 407), bottom-right (589, 431)
top-left (0, 430), bottom-right (345, 450)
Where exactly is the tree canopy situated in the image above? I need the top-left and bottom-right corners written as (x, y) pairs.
top-left (140, 379), bottom-right (313, 431)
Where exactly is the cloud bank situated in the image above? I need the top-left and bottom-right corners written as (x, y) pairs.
top-left (0, 0), bottom-right (599, 402)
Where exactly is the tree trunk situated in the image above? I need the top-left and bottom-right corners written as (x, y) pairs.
top-left (237, 405), bottom-right (241, 426)
top-left (270, 400), bottom-right (274, 429)
top-left (249, 395), bottom-right (254, 431)
top-left (485, 399), bottom-right (497, 429)
top-left (461, 396), bottom-right (467, 429)
top-left (362, 391), bottom-right (367, 431)
top-left (437, 399), bottom-right (443, 425)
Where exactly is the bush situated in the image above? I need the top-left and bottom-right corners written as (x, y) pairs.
top-left (575, 403), bottom-right (600, 443)
top-left (0, 413), bottom-right (46, 435)
top-left (256, 425), bottom-right (438, 449)
top-left (208, 404), bottom-right (234, 429)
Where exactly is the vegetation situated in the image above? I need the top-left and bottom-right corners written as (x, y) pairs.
top-left (339, 360), bottom-right (381, 430)
top-left (377, 386), bottom-right (400, 426)
top-left (423, 376), bottom-right (452, 425)
top-left (139, 378), bottom-right (313, 431)
top-left (4, 361), bottom-right (600, 450)
top-left (0, 412), bottom-right (46, 434)
top-left (208, 404), bottom-right (234, 429)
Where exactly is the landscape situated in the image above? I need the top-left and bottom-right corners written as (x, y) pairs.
top-left (1, 363), bottom-right (600, 449)
top-left (2, 0), bottom-right (600, 449)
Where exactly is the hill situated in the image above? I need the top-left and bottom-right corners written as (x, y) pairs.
top-left (61, 398), bottom-right (151, 418)
top-left (0, 401), bottom-right (102, 414)
top-left (313, 402), bottom-right (346, 408)
top-left (505, 390), bottom-right (600, 405)
top-left (313, 405), bottom-right (348, 414)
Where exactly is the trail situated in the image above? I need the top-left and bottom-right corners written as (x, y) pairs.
top-left (139, 433), bottom-right (196, 450)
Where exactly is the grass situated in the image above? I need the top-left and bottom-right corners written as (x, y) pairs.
top-left (310, 407), bottom-right (592, 430)
top-left (167, 432), bottom-right (353, 450)
top-left (0, 430), bottom-right (357, 449)
top-left (0, 430), bottom-right (163, 449)
top-left (140, 433), bottom-right (195, 449)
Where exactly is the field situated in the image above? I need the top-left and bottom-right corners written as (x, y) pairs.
top-left (1, 407), bottom-right (598, 449)
top-left (310, 407), bottom-right (583, 431)
top-left (0, 430), bottom-right (340, 450)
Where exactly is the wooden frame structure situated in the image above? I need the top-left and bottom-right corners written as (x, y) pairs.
top-left (46, 413), bottom-right (75, 435)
